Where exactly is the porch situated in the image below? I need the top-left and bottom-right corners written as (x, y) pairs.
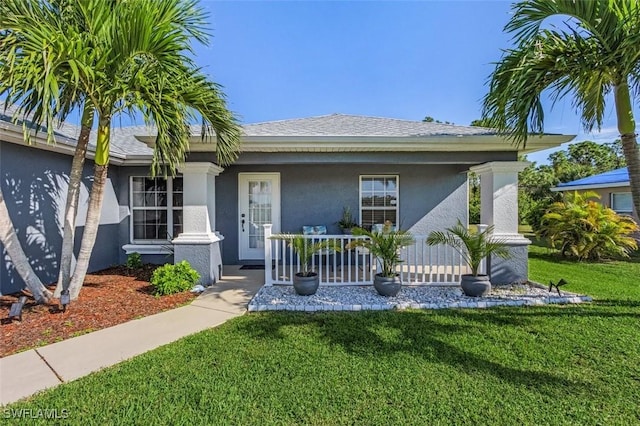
top-left (171, 160), bottom-right (533, 287)
top-left (263, 226), bottom-right (483, 286)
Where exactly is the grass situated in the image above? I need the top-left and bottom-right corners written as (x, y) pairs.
top-left (8, 252), bottom-right (640, 425)
top-left (528, 241), bottom-right (640, 300)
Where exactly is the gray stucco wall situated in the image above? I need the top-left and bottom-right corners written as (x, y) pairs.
top-left (215, 160), bottom-right (474, 264)
top-left (1, 142), bottom-right (123, 295)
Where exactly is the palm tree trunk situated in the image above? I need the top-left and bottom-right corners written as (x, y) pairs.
top-left (0, 187), bottom-right (52, 304)
top-left (68, 119), bottom-right (110, 300)
top-left (55, 105), bottom-right (94, 297)
top-left (614, 83), bottom-right (640, 217)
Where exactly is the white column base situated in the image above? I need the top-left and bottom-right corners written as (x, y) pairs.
top-left (172, 232), bottom-right (224, 286)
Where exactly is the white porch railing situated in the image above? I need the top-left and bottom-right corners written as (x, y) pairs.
top-left (263, 224), bottom-right (485, 286)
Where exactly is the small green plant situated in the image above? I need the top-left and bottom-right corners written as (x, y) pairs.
top-left (426, 220), bottom-right (511, 276)
top-left (126, 252), bottom-right (143, 269)
top-left (336, 206), bottom-right (358, 231)
top-left (269, 234), bottom-right (342, 276)
top-left (346, 222), bottom-right (415, 277)
top-left (150, 261), bottom-right (200, 295)
top-left (71, 329), bottom-right (95, 338)
top-left (538, 191), bottom-right (638, 261)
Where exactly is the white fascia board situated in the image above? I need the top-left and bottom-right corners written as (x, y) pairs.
top-left (1, 124), bottom-right (139, 166)
top-left (551, 182), bottom-right (631, 192)
top-left (182, 134), bottom-right (575, 153)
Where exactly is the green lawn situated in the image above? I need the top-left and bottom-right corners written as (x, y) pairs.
top-left (8, 250), bottom-right (640, 425)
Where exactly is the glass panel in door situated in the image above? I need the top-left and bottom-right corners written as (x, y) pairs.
top-left (248, 180), bottom-right (272, 250)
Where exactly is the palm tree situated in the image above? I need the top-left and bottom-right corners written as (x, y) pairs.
top-left (1, 0), bottom-right (241, 301)
top-left (1, 1), bottom-right (98, 298)
top-left (483, 0), bottom-right (640, 218)
top-left (66, 0), bottom-right (241, 300)
top-left (0, 0), bottom-right (90, 303)
top-left (426, 221), bottom-right (511, 277)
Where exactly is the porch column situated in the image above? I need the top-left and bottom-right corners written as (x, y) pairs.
top-left (172, 162), bottom-right (224, 286)
top-left (470, 161), bottom-right (530, 284)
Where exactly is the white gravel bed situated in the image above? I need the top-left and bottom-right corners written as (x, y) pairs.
top-left (248, 283), bottom-right (592, 312)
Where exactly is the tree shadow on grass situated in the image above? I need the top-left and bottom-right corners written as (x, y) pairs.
top-left (430, 304), bottom-right (640, 327)
top-left (238, 310), bottom-right (590, 396)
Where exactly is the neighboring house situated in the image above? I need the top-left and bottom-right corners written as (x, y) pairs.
top-left (0, 112), bottom-right (574, 294)
top-left (553, 167), bottom-right (638, 222)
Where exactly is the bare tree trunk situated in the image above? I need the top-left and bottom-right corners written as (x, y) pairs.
top-left (0, 187), bottom-right (52, 304)
top-left (620, 133), bottom-right (640, 217)
top-left (68, 119), bottom-right (110, 300)
top-left (614, 83), bottom-right (640, 217)
top-left (55, 106), bottom-right (94, 297)
top-left (67, 163), bottom-right (108, 300)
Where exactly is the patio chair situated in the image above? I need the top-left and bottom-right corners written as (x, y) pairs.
top-left (371, 223), bottom-right (396, 233)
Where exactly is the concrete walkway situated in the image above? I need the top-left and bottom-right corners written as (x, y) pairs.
top-left (0, 266), bottom-right (263, 406)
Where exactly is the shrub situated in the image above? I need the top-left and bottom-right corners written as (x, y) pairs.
top-left (538, 191), bottom-right (639, 261)
top-left (150, 261), bottom-right (200, 295)
top-left (126, 252), bottom-right (143, 269)
top-left (526, 198), bottom-right (554, 233)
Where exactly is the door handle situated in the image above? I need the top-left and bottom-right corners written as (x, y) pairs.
top-left (242, 219), bottom-right (245, 232)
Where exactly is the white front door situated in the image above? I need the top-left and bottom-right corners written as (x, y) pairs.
top-left (238, 173), bottom-right (281, 260)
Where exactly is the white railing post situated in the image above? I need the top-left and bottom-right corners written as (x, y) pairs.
top-left (263, 224), bottom-right (273, 286)
top-left (477, 224), bottom-right (488, 276)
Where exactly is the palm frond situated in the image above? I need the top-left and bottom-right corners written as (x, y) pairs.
top-left (427, 220), bottom-right (511, 276)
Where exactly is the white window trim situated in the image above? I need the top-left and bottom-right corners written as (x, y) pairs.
top-left (129, 176), bottom-right (183, 245)
top-left (359, 175), bottom-right (400, 227)
top-left (610, 191), bottom-right (633, 214)
top-left (122, 244), bottom-right (174, 255)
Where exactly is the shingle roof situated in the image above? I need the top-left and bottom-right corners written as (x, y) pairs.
top-left (2, 108), bottom-right (503, 159)
top-left (0, 102), bottom-right (154, 157)
top-left (242, 114), bottom-right (496, 137)
top-left (90, 125), bottom-right (154, 156)
top-left (556, 167), bottom-right (630, 188)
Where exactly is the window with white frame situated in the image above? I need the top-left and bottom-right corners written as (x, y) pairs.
top-left (611, 192), bottom-right (633, 214)
top-left (130, 176), bottom-right (183, 242)
top-left (360, 175), bottom-right (398, 229)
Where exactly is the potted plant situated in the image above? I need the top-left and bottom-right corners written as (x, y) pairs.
top-left (336, 206), bottom-right (358, 234)
top-left (346, 221), bottom-right (415, 297)
top-left (270, 234), bottom-right (342, 295)
top-left (426, 220), bottom-right (511, 297)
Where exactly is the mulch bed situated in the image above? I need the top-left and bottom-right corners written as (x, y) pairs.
top-left (0, 265), bottom-right (197, 358)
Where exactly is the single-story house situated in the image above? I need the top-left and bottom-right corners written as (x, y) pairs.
top-left (553, 167), bottom-right (638, 222)
top-left (1, 110), bottom-right (574, 294)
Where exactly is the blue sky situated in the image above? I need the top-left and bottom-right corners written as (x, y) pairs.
top-left (193, 0), bottom-right (628, 164)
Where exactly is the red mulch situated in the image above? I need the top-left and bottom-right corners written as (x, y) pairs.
top-left (0, 265), bottom-right (197, 358)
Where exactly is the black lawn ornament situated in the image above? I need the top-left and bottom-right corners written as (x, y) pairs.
top-left (548, 279), bottom-right (568, 296)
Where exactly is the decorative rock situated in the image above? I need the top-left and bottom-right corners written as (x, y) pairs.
top-left (248, 283), bottom-right (591, 312)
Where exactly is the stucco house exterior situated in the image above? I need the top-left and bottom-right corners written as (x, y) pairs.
top-left (0, 111), bottom-right (573, 295)
top-left (553, 167), bottom-right (638, 222)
